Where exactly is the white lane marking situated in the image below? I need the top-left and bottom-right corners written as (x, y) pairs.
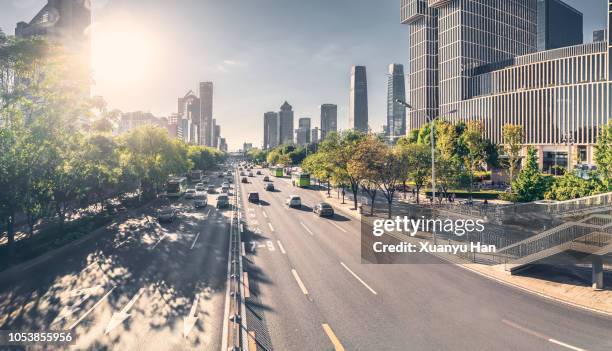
top-left (241, 242), bottom-right (246, 256)
top-left (262, 211), bottom-right (268, 218)
top-left (190, 232), bottom-right (200, 250)
top-left (114, 240), bottom-right (129, 249)
top-left (240, 223), bottom-right (244, 233)
top-left (340, 262), bottom-right (377, 295)
top-left (291, 269), bottom-right (309, 295)
top-left (69, 287), bottom-right (115, 330)
top-left (151, 234), bottom-right (167, 249)
top-left (268, 222), bottom-right (275, 232)
top-left (300, 222), bottom-right (314, 236)
top-left (206, 209), bottom-right (211, 216)
top-left (330, 221), bottom-right (347, 233)
top-left (277, 240), bottom-right (286, 254)
top-left (548, 339), bottom-right (586, 351)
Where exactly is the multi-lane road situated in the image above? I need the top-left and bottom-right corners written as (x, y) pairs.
top-left (238, 167), bottom-right (612, 351)
top-left (0, 164), bottom-right (611, 350)
top-left (0, 175), bottom-right (233, 350)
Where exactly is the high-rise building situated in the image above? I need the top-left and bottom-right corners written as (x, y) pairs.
top-left (263, 112), bottom-right (279, 149)
top-left (401, 0), bottom-right (610, 170)
top-left (296, 117), bottom-right (311, 145)
top-left (349, 66), bottom-right (368, 132)
top-left (320, 104), bottom-right (337, 140)
top-left (537, 0), bottom-right (583, 51)
top-left (387, 64), bottom-right (407, 141)
top-left (311, 127), bottom-right (320, 144)
top-left (278, 102), bottom-right (294, 145)
top-left (213, 122), bottom-right (221, 148)
top-left (199, 82), bottom-right (214, 146)
top-left (243, 143), bottom-right (253, 152)
top-left (16, 0), bottom-right (91, 95)
top-left (593, 29), bottom-right (606, 42)
top-left (119, 112), bottom-right (167, 134)
top-left (218, 138), bottom-right (228, 152)
top-left (212, 119), bottom-right (218, 147)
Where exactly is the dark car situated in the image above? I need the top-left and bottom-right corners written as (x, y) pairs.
top-left (265, 183), bottom-right (274, 191)
top-left (314, 202), bottom-right (334, 217)
top-left (256, 170), bottom-right (262, 175)
top-left (241, 177), bottom-right (249, 183)
top-left (217, 195), bottom-right (230, 209)
top-left (157, 207), bottom-right (178, 223)
top-left (263, 175), bottom-right (270, 182)
top-left (248, 192), bottom-right (260, 203)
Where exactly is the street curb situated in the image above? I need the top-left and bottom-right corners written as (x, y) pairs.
top-left (0, 199), bottom-right (159, 281)
top-left (319, 189), bottom-right (612, 318)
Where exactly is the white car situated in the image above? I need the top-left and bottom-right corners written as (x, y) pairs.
top-left (185, 189), bottom-right (196, 199)
top-left (286, 195), bottom-right (301, 208)
top-left (194, 193), bottom-right (208, 208)
top-left (221, 182), bottom-right (230, 193)
top-left (195, 183), bottom-right (206, 192)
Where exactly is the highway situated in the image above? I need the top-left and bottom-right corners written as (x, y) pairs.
top-left (238, 167), bottom-right (612, 351)
top-left (0, 175), bottom-right (232, 350)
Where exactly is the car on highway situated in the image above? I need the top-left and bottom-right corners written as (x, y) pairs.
top-left (194, 193), bottom-right (208, 208)
top-left (314, 202), bottom-right (334, 217)
top-left (202, 177), bottom-right (209, 184)
top-left (218, 172), bottom-right (224, 178)
top-left (265, 183), bottom-right (274, 191)
top-left (263, 175), bottom-right (270, 182)
top-left (248, 192), bottom-right (260, 203)
top-left (157, 207), bottom-right (178, 223)
top-left (248, 172), bottom-right (254, 177)
top-left (207, 185), bottom-right (216, 194)
top-left (185, 188), bottom-right (196, 199)
top-left (241, 177), bottom-right (248, 183)
top-left (221, 182), bottom-right (230, 193)
top-left (217, 194), bottom-right (230, 209)
top-left (195, 183), bottom-right (206, 192)
top-left (286, 195), bottom-right (301, 208)
top-left (240, 171), bottom-right (246, 176)
top-left (226, 177), bottom-right (233, 183)
top-left (256, 170), bottom-right (262, 175)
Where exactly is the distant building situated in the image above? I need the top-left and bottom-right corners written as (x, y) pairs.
top-left (349, 66), bottom-right (368, 132)
top-left (537, 0), bottom-right (583, 51)
top-left (296, 117), bottom-right (311, 145)
top-left (199, 82), bottom-right (214, 146)
top-left (218, 137), bottom-right (228, 152)
top-left (311, 127), bottom-right (319, 144)
top-left (278, 102), bottom-right (294, 145)
top-left (593, 29), bottom-right (606, 42)
top-left (15, 0), bottom-right (91, 95)
top-left (263, 112), bottom-right (279, 149)
top-left (243, 143), bottom-right (253, 152)
top-left (119, 112), bottom-right (167, 134)
top-left (386, 64), bottom-right (406, 141)
top-left (320, 104), bottom-right (337, 140)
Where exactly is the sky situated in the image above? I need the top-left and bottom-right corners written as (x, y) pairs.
top-left (0, 0), bottom-right (608, 150)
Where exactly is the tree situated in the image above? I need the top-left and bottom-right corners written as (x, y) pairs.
top-left (406, 144), bottom-right (431, 204)
top-left (594, 122), bottom-right (612, 190)
top-left (512, 146), bottom-right (549, 202)
top-left (545, 172), bottom-right (604, 201)
top-left (461, 121), bottom-right (487, 194)
top-left (379, 148), bottom-right (407, 218)
top-left (91, 118), bottom-right (113, 133)
top-left (348, 135), bottom-right (386, 215)
top-left (503, 124), bottom-right (524, 182)
top-left (302, 152), bottom-right (334, 196)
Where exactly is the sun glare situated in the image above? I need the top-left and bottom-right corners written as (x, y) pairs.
top-left (91, 18), bottom-right (161, 86)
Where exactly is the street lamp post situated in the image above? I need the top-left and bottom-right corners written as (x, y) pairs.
top-left (395, 99), bottom-right (457, 206)
top-left (561, 134), bottom-right (574, 173)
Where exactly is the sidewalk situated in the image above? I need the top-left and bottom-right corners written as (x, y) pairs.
top-left (316, 187), bottom-right (612, 316)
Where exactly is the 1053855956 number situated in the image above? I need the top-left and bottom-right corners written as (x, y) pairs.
top-left (0, 330), bottom-right (75, 346)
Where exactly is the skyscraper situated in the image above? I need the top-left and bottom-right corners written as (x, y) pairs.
top-left (311, 127), bottom-right (320, 144)
top-left (199, 82), bottom-right (213, 146)
top-left (296, 117), bottom-right (311, 145)
top-left (387, 64), bottom-right (406, 141)
top-left (212, 119), bottom-right (220, 148)
top-left (263, 112), bottom-right (279, 149)
top-left (593, 29), bottom-right (605, 42)
top-left (320, 104), bottom-right (337, 140)
top-left (349, 66), bottom-right (368, 132)
top-left (278, 102), bottom-right (294, 145)
top-left (537, 0), bottom-right (583, 51)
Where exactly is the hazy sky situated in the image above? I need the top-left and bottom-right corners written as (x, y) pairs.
top-left (0, 0), bottom-right (607, 150)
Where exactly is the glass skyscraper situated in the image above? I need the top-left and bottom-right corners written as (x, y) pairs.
top-left (263, 112), bottom-right (278, 149)
top-left (349, 65), bottom-right (369, 132)
top-left (278, 101), bottom-right (294, 145)
top-left (401, 0), bottom-right (610, 168)
top-left (387, 64), bottom-right (407, 141)
top-left (320, 104), bottom-right (338, 140)
top-left (537, 0), bottom-right (583, 51)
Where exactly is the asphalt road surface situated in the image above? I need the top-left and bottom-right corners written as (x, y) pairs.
top-left (0, 175), bottom-right (232, 350)
top-left (238, 168), bottom-right (612, 351)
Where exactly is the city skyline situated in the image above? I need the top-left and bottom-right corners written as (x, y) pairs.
top-left (0, 0), bottom-right (606, 150)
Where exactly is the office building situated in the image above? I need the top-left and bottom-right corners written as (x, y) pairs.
top-left (278, 102), bottom-right (294, 145)
top-left (263, 112), bottom-right (279, 149)
top-left (218, 138), bottom-right (227, 152)
top-left (349, 66), bottom-right (368, 132)
top-left (296, 117), bottom-right (311, 145)
top-left (243, 143), bottom-right (253, 152)
top-left (311, 127), bottom-right (320, 144)
top-left (537, 0), bottom-right (583, 51)
top-left (199, 82), bottom-right (214, 146)
top-left (401, 0), bottom-right (610, 171)
top-left (320, 104), bottom-right (337, 140)
top-left (212, 119), bottom-right (218, 147)
top-left (387, 64), bottom-right (407, 141)
top-left (16, 0), bottom-right (91, 95)
top-left (118, 112), bottom-right (167, 134)
top-left (593, 29), bottom-right (606, 42)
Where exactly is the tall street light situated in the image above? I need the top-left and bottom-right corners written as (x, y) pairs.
top-left (395, 99), bottom-right (457, 205)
